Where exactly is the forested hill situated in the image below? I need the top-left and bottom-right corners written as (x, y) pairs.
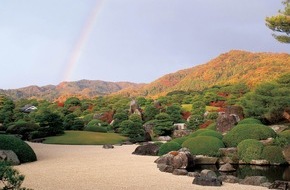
top-left (0, 80), bottom-right (144, 101)
top-left (118, 50), bottom-right (290, 97)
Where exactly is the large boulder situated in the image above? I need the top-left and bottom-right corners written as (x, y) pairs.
top-left (200, 169), bottom-right (217, 178)
top-left (239, 176), bottom-right (268, 186)
top-left (0, 150), bottom-right (20, 165)
top-left (218, 163), bottom-right (236, 172)
top-left (132, 143), bottom-right (159, 156)
top-left (172, 169), bottom-right (188, 176)
top-left (269, 125), bottom-right (288, 133)
top-left (195, 155), bottom-right (218, 165)
top-left (269, 180), bottom-right (290, 189)
top-left (155, 149), bottom-right (195, 173)
top-left (157, 164), bottom-right (174, 173)
top-left (216, 106), bottom-right (244, 133)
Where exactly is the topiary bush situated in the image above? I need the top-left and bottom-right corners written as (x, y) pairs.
top-left (188, 129), bottom-right (212, 138)
top-left (237, 139), bottom-right (264, 163)
top-left (206, 122), bottom-right (217, 131)
top-left (261, 145), bottom-right (286, 164)
top-left (182, 136), bottom-right (225, 157)
top-left (6, 120), bottom-right (39, 140)
top-left (171, 136), bottom-right (189, 146)
top-left (198, 130), bottom-right (223, 140)
top-left (279, 130), bottom-right (290, 145)
top-left (0, 135), bottom-right (37, 163)
top-left (238, 118), bottom-right (262, 125)
top-left (83, 125), bottom-right (107, 133)
top-left (158, 142), bottom-right (181, 156)
top-left (223, 124), bottom-right (276, 147)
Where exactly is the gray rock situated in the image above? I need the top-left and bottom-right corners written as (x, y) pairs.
top-left (219, 163), bottom-right (236, 172)
top-left (172, 169), bottom-right (188, 176)
top-left (259, 138), bottom-right (274, 146)
top-left (157, 136), bottom-right (172, 141)
top-left (269, 180), bottom-right (290, 189)
top-left (239, 176), bottom-right (268, 186)
top-left (218, 175), bottom-right (239, 183)
top-left (155, 150), bottom-right (194, 169)
top-left (157, 164), bottom-right (174, 173)
top-left (102, 144), bottom-right (114, 149)
top-left (195, 155), bottom-right (218, 165)
top-left (132, 143), bottom-right (159, 156)
top-left (192, 176), bottom-right (222, 187)
top-left (154, 153), bottom-right (174, 166)
top-left (188, 172), bottom-right (200, 177)
top-left (200, 169), bottom-right (217, 178)
top-left (0, 150), bottom-right (20, 165)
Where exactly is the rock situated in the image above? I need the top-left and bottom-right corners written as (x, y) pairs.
top-left (132, 143), bottom-right (159, 156)
top-left (269, 125), bottom-right (288, 133)
top-left (155, 150), bottom-right (194, 169)
top-left (143, 123), bottom-right (154, 141)
top-left (157, 164), bottom-right (174, 173)
top-left (250, 160), bottom-right (270, 165)
top-left (218, 175), bottom-right (239, 183)
top-left (260, 138), bottom-right (274, 146)
top-left (172, 129), bottom-right (191, 138)
top-left (155, 153), bottom-right (174, 165)
top-left (239, 176), bottom-right (268, 186)
top-left (192, 176), bottom-right (222, 187)
top-left (0, 150), bottom-right (20, 165)
top-left (269, 180), bottom-right (290, 189)
top-left (261, 182), bottom-right (273, 188)
top-left (157, 136), bottom-right (172, 141)
top-left (195, 155), bottom-right (218, 165)
top-left (103, 144), bottom-right (114, 149)
top-left (283, 145), bottom-right (290, 164)
top-left (200, 169), bottom-right (217, 178)
top-left (219, 163), bottom-right (236, 172)
top-left (172, 169), bottom-right (188, 176)
top-left (188, 172), bottom-right (200, 177)
top-left (216, 106), bottom-right (244, 133)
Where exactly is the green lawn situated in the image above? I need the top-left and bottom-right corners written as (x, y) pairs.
top-left (43, 131), bottom-right (127, 145)
top-left (182, 104), bottom-right (220, 112)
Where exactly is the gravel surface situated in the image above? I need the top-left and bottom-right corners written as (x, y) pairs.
top-left (14, 143), bottom-right (268, 190)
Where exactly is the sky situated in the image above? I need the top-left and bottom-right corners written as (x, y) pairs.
top-left (0, 0), bottom-right (289, 89)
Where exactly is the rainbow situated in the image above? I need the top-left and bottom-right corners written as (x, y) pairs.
top-left (62, 0), bottom-right (105, 82)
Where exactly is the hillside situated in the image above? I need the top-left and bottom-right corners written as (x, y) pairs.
top-left (118, 50), bottom-right (290, 97)
top-left (0, 80), bottom-right (144, 101)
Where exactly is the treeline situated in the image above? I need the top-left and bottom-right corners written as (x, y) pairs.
top-left (0, 73), bottom-right (289, 142)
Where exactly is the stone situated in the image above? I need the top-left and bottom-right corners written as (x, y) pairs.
top-left (260, 182), bottom-right (273, 188)
top-left (200, 169), bottom-right (217, 178)
top-left (172, 129), bottom-right (191, 138)
top-left (155, 150), bottom-right (194, 169)
top-left (192, 176), bottom-right (222, 187)
top-left (188, 172), bottom-right (200, 177)
top-left (195, 155), bottom-right (218, 165)
top-left (239, 176), bottom-right (268, 186)
top-left (157, 164), bottom-right (174, 173)
top-left (132, 143), bottom-right (159, 156)
top-left (283, 145), bottom-right (290, 164)
top-left (155, 153), bottom-right (174, 166)
top-left (218, 163), bottom-right (236, 172)
top-left (0, 150), bottom-right (20, 165)
top-left (250, 160), bottom-right (270, 165)
top-left (216, 106), bottom-right (244, 133)
top-left (269, 125), bottom-right (288, 133)
top-left (260, 138), bottom-right (274, 146)
top-left (218, 175), bottom-right (239, 183)
top-left (102, 144), bottom-right (114, 149)
top-left (157, 136), bottom-right (172, 141)
top-left (172, 169), bottom-right (188, 176)
top-left (269, 180), bottom-right (290, 189)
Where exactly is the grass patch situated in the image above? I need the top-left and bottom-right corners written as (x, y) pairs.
top-left (182, 104), bottom-right (192, 112)
top-left (43, 131), bottom-right (127, 145)
top-left (206, 106), bottom-right (219, 111)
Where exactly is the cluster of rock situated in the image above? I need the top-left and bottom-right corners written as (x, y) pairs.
top-left (0, 150), bottom-right (20, 165)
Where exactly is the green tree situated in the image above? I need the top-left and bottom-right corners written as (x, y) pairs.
top-left (35, 110), bottom-right (64, 136)
top-left (0, 98), bottom-right (15, 127)
top-left (266, 0), bottom-right (290, 43)
top-left (120, 116), bottom-right (145, 142)
top-left (153, 113), bottom-right (174, 136)
top-left (143, 104), bottom-right (159, 122)
top-left (112, 111), bottom-right (128, 132)
top-left (166, 104), bottom-right (183, 123)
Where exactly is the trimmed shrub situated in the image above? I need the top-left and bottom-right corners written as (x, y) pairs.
top-left (84, 125), bottom-right (107, 133)
top-left (171, 136), bottom-right (189, 145)
top-left (0, 135), bottom-right (37, 163)
top-left (182, 136), bottom-right (225, 157)
top-left (158, 142), bottom-right (181, 156)
top-left (188, 129), bottom-right (212, 138)
top-left (237, 139), bottom-right (264, 163)
top-left (238, 118), bottom-right (262, 125)
top-left (279, 130), bottom-right (290, 144)
top-left (198, 130), bottom-right (223, 140)
top-left (6, 121), bottom-right (39, 140)
top-left (223, 124), bottom-right (276, 147)
top-left (261, 145), bottom-right (286, 164)
top-left (153, 141), bottom-right (164, 147)
top-left (206, 122), bottom-right (217, 131)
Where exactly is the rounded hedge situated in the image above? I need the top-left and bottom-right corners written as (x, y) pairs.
top-left (158, 142), bottom-right (181, 156)
top-left (83, 125), bottom-right (107, 133)
top-left (0, 135), bottom-right (37, 163)
top-left (279, 130), bottom-right (290, 145)
top-left (237, 139), bottom-right (264, 163)
top-left (182, 136), bottom-right (225, 157)
top-left (198, 130), bottom-right (223, 140)
top-left (238, 118), bottom-right (262, 125)
top-left (223, 124), bottom-right (276, 147)
top-left (171, 136), bottom-right (189, 146)
top-left (261, 145), bottom-right (286, 164)
top-left (188, 129), bottom-right (213, 138)
top-left (206, 123), bottom-right (217, 131)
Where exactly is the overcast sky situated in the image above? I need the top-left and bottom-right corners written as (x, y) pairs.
top-left (0, 0), bottom-right (289, 89)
